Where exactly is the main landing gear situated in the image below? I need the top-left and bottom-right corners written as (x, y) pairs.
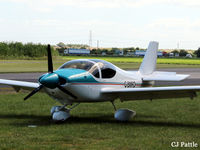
top-left (111, 101), bottom-right (136, 121)
top-left (50, 103), bottom-right (80, 122)
top-left (50, 102), bottom-right (136, 122)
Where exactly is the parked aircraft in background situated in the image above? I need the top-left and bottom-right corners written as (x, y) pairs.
top-left (0, 41), bottom-right (200, 122)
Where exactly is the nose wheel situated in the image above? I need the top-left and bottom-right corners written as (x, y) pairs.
top-left (51, 103), bottom-right (80, 122)
top-left (111, 101), bottom-right (136, 121)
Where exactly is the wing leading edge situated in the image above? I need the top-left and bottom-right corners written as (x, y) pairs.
top-left (101, 86), bottom-right (200, 101)
top-left (0, 79), bottom-right (39, 92)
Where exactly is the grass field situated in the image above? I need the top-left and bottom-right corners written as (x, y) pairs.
top-left (1, 56), bottom-right (200, 73)
top-left (0, 56), bottom-right (200, 149)
top-left (62, 56), bottom-right (200, 65)
top-left (0, 92), bottom-right (199, 150)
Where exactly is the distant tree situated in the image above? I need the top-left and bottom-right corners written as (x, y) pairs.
top-left (171, 50), bottom-right (179, 54)
top-left (123, 49), bottom-right (128, 55)
top-left (95, 49), bottom-right (102, 55)
top-left (123, 47), bottom-right (135, 55)
top-left (129, 47), bottom-right (135, 50)
top-left (102, 49), bottom-right (108, 53)
top-left (65, 44), bottom-right (89, 49)
top-left (57, 47), bottom-right (65, 55)
top-left (194, 48), bottom-right (200, 58)
top-left (0, 42), bottom-right (58, 58)
top-left (57, 42), bottom-right (65, 48)
top-left (111, 47), bottom-right (120, 51)
top-left (91, 49), bottom-right (101, 55)
top-left (179, 49), bottom-right (188, 57)
top-left (136, 47), bottom-right (139, 50)
top-left (171, 50), bottom-right (180, 57)
top-left (80, 46), bottom-right (87, 49)
top-left (90, 49), bottom-right (96, 55)
top-left (0, 42), bottom-right (9, 56)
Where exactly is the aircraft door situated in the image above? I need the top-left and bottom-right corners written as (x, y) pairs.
top-left (98, 62), bottom-right (116, 82)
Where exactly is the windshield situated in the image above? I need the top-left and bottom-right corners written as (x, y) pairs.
top-left (59, 60), bottom-right (94, 71)
top-left (91, 59), bottom-right (116, 78)
top-left (59, 60), bottom-right (100, 78)
top-left (59, 59), bottom-right (116, 79)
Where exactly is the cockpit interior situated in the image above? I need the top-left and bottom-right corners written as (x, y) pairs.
top-left (59, 59), bottom-right (116, 79)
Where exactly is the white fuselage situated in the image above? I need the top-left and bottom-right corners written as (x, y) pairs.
top-left (44, 66), bottom-right (144, 105)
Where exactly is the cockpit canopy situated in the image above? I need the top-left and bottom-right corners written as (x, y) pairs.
top-left (59, 59), bottom-right (116, 79)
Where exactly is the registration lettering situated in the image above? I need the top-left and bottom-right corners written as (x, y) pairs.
top-left (124, 81), bottom-right (136, 88)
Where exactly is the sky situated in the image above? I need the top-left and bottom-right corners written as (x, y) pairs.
top-left (0, 0), bottom-right (200, 49)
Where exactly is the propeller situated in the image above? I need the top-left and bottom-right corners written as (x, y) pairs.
top-left (24, 85), bottom-right (43, 101)
top-left (47, 44), bottom-right (53, 73)
top-left (24, 44), bottom-right (77, 101)
top-left (57, 84), bottom-right (77, 99)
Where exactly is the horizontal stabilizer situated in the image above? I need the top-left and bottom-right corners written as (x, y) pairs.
top-left (142, 71), bottom-right (189, 81)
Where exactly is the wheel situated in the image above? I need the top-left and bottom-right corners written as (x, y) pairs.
top-left (50, 106), bottom-right (62, 115)
top-left (52, 111), bottom-right (70, 122)
top-left (114, 109), bottom-right (136, 121)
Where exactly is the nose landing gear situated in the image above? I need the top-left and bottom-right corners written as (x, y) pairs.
top-left (50, 103), bottom-right (80, 122)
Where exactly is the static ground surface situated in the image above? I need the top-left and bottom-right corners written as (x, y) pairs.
top-left (0, 58), bottom-right (200, 149)
top-left (1, 57), bottom-right (200, 73)
top-left (0, 93), bottom-right (199, 150)
top-left (0, 68), bottom-right (199, 149)
top-left (62, 56), bottom-right (200, 65)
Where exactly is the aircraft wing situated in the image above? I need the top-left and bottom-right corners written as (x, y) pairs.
top-left (101, 86), bottom-right (200, 101)
top-left (0, 79), bottom-right (39, 92)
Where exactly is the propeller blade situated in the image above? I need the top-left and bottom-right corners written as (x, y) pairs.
top-left (47, 44), bottom-right (53, 73)
top-left (57, 85), bottom-right (77, 99)
top-left (24, 85), bottom-right (44, 101)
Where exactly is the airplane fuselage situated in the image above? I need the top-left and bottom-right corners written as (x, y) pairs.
top-left (43, 59), bottom-right (144, 105)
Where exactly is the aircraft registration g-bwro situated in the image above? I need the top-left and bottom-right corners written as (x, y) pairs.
top-left (0, 41), bottom-right (200, 122)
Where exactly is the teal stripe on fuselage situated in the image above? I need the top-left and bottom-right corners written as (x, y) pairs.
top-left (55, 68), bottom-right (98, 83)
top-left (55, 68), bottom-right (125, 85)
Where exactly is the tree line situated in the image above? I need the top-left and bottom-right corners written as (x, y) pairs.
top-left (169, 49), bottom-right (200, 57)
top-left (0, 42), bottom-right (58, 58)
top-left (1, 41), bottom-right (200, 58)
top-left (90, 47), bottom-right (138, 55)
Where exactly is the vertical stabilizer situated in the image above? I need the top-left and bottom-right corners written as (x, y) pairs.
top-left (139, 41), bottom-right (159, 75)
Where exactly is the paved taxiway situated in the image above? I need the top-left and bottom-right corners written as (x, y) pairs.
top-left (0, 68), bottom-right (200, 91)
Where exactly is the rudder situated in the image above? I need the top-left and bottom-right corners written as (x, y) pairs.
top-left (139, 41), bottom-right (159, 75)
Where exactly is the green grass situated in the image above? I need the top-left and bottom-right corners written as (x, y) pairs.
top-left (0, 60), bottom-right (64, 73)
top-left (0, 92), bottom-right (199, 149)
top-left (1, 57), bottom-right (200, 73)
top-left (62, 56), bottom-right (200, 65)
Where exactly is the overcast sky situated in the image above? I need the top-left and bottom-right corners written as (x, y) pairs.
top-left (0, 0), bottom-right (200, 49)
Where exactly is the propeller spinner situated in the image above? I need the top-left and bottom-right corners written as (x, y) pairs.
top-left (24, 45), bottom-right (77, 101)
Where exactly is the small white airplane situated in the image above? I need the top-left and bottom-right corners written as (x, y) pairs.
top-left (0, 41), bottom-right (200, 122)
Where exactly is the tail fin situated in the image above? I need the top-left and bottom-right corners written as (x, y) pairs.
top-left (139, 41), bottom-right (159, 75)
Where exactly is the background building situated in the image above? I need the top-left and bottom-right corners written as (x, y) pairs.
top-left (64, 48), bottom-right (90, 55)
top-left (135, 50), bottom-right (163, 57)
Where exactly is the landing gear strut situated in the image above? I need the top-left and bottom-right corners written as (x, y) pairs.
top-left (111, 101), bottom-right (136, 121)
top-left (50, 103), bottom-right (80, 122)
